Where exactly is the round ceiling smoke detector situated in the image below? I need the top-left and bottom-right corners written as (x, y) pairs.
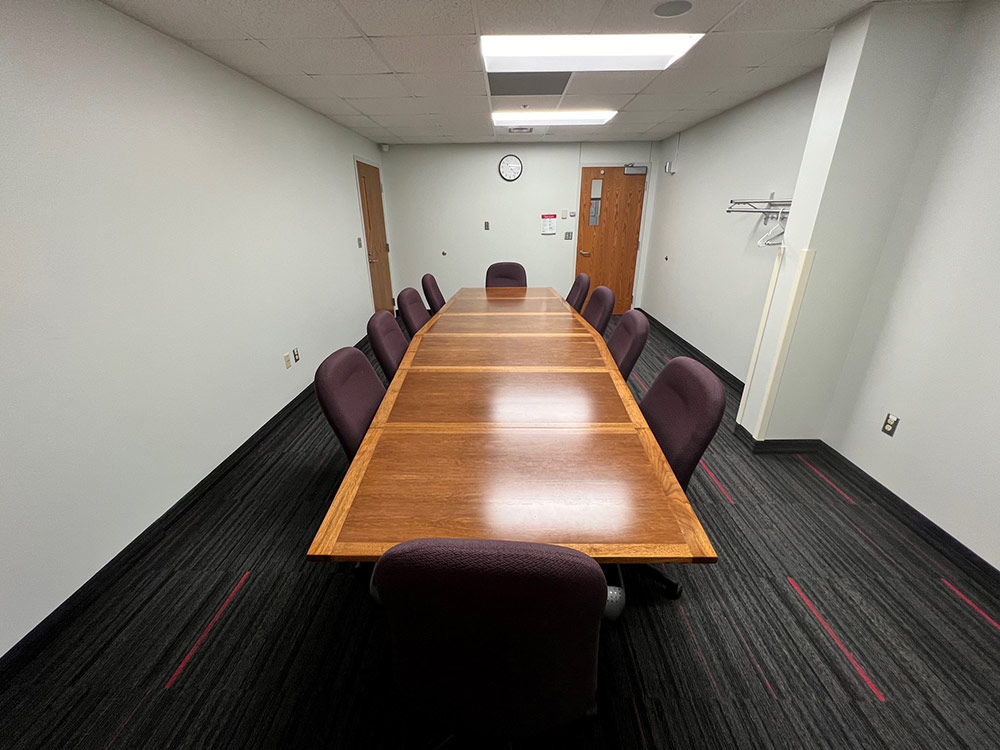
top-left (653, 1), bottom-right (693, 18)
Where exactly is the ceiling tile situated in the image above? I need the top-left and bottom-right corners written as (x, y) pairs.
top-left (490, 95), bottom-right (563, 111)
top-left (476, 0), bottom-right (607, 34)
top-left (261, 38), bottom-right (389, 75)
top-left (613, 110), bottom-right (673, 126)
top-left (252, 73), bottom-right (328, 100)
top-left (352, 126), bottom-right (400, 141)
top-left (559, 94), bottom-right (634, 110)
top-left (624, 93), bottom-right (704, 112)
top-left (371, 35), bottom-right (481, 73)
top-left (369, 113), bottom-right (444, 129)
top-left (673, 30), bottom-right (816, 70)
top-left (236, 0), bottom-right (358, 38)
top-left (714, 0), bottom-right (869, 32)
top-left (591, 0), bottom-right (740, 33)
top-left (186, 38), bottom-right (304, 75)
top-left (347, 97), bottom-right (438, 115)
top-left (397, 72), bottom-right (488, 97)
top-left (340, 0), bottom-right (475, 36)
top-left (564, 71), bottom-right (661, 96)
top-left (397, 135), bottom-right (454, 143)
top-left (761, 30), bottom-right (833, 68)
top-left (328, 114), bottom-right (380, 128)
top-left (717, 65), bottom-right (816, 93)
top-left (101, 0), bottom-right (251, 40)
top-left (386, 125), bottom-right (448, 137)
top-left (103, 0), bottom-right (358, 40)
top-left (642, 67), bottom-right (737, 96)
top-left (307, 74), bottom-right (410, 98)
top-left (297, 97), bottom-right (362, 116)
top-left (434, 114), bottom-right (494, 134)
top-left (421, 96), bottom-right (490, 114)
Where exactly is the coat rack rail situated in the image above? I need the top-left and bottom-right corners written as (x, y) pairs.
top-left (727, 199), bottom-right (792, 225)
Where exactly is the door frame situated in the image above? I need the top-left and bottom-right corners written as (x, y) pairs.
top-left (353, 155), bottom-right (391, 314)
top-left (573, 160), bottom-right (654, 311)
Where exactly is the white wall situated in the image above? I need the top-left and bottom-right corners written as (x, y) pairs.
top-left (824, 0), bottom-right (1000, 568)
top-left (380, 142), bottom-right (656, 299)
top-left (0, 0), bottom-right (380, 654)
top-left (640, 72), bottom-right (821, 378)
top-left (763, 2), bottom-right (961, 438)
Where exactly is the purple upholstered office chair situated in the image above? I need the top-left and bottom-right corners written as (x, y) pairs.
top-left (640, 356), bottom-right (726, 490)
top-left (372, 538), bottom-right (607, 738)
top-left (314, 347), bottom-right (385, 459)
top-left (485, 262), bottom-right (527, 288)
top-left (421, 273), bottom-right (447, 315)
top-left (397, 287), bottom-right (431, 337)
top-left (565, 273), bottom-right (590, 313)
top-left (634, 357), bottom-right (726, 599)
top-left (582, 285), bottom-right (615, 336)
top-left (607, 310), bottom-right (649, 380)
top-left (366, 310), bottom-right (408, 381)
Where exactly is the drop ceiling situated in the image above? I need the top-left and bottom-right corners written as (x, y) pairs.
top-left (98, 0), bottom-right (950, 144)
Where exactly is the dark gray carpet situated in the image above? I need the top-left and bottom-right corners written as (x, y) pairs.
top-left (2, 313), bottom-right (999, 749)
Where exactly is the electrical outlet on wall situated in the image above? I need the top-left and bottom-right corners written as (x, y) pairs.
top-left (882, 413), bottom-right (899, 436)
top-left (293, 348), bottom-right (300, 363)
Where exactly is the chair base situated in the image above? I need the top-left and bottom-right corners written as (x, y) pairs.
top-left (639, 563), bottom-right (683, 599)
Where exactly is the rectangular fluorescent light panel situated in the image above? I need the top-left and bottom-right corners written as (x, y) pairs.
top-left (492, 110), bottom-right (617, 127)
top-left (481, 34), bottom-right (704, 73)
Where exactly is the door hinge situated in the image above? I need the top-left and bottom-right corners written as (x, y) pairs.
top-left (386, 243), bottom-right (390, 253)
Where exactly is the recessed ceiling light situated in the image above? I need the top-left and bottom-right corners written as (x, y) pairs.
top-left (492, 110), bottom-right (617, 127)
top-left (480, 34), bottom-right (704, 73)
top-left (653, 1), bottom-right (694, 18)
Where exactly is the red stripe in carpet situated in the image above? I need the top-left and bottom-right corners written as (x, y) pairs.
top-left (796, 455), bottom-right (856, 505)
top-left (788, 577), bottom-right (885, 702)
top-left (699, 459), bottom-right (735, 504)
top-left (942, 578), bottom-right (1000, 633)
top-left (165, 571), bottom-right (251, 690)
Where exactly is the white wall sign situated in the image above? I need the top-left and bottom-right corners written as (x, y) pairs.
top-left (541, 213), bottom-right (557, 235)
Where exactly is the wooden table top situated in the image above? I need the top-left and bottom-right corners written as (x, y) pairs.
top-left (308, 286), bottom-right (717, 564)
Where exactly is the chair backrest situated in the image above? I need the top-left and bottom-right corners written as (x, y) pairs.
top-left (421, 273), bottom-right (447, 315)
top-left (485, 262), bottom-right (527, 288)
top-left (639, 357), bottom-right (726, 489)
top-left (372, 538), bottom-right (607, 737)
top-left (607, 309), bottom-right (649, 380)
top-left (397, 287), bottom-right (431, 336)
top-left (314, 347), bottom-right (386, 459)
top-left (565, 273), bottom-right (590, 313)
top-left (366, 310), bottom-right (408, 381)
top-left (582, 285), bottom-right (615, 336)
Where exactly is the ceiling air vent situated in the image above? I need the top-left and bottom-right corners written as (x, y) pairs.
top-left (488, 72), bottom-right (571, 97)
top-left (508, 127), bottom-right (534, 134)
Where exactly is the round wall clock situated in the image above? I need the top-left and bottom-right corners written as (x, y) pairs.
top-left (498, 154), bottom-right (523, 182)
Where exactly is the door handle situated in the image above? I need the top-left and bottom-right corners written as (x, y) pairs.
top-left (578, 251), bottom-right (592, 257)
top-left (368, 257), bottom-right (377, 263)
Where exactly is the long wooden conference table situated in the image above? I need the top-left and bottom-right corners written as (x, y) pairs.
top-left (308, 286), bottom-right (717, 566)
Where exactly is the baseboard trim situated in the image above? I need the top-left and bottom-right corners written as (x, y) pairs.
top-left (0, 381), bottom-right (318, 679)
top-left (636, 310), bottom-right (744, 396)
top-left (732, 424), bottom-right (825, 454)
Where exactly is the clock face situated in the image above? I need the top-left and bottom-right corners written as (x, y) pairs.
top-left (499, 154), bottom-right (523, 182)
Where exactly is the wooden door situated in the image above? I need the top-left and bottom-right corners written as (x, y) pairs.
top-left (575, 167), bottom-right (647, 314)
top-left (356, 161), bottom-right (393, 313)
